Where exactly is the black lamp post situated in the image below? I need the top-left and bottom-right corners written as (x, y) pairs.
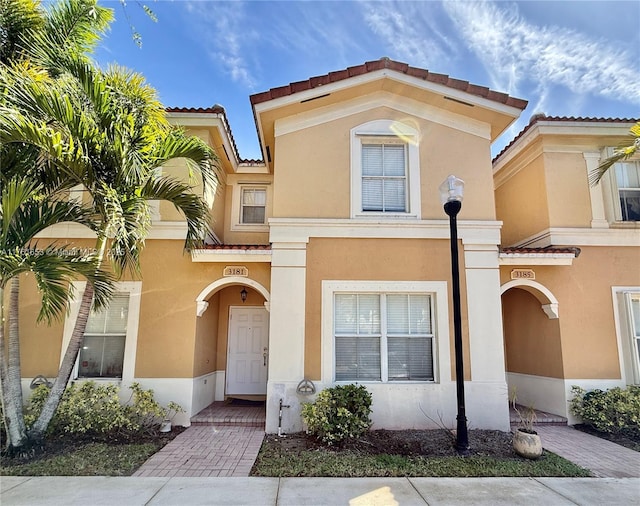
top-left (439, 175), bottom-right (469, 455)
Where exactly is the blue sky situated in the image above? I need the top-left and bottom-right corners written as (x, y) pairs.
top-left (94, 0), bottom-right (640, 161)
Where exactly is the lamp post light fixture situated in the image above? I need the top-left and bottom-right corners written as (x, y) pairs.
top-left (439, 175), bottom-right (470, 455)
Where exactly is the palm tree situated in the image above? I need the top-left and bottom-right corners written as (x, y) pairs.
top-left (0, 0), bottom-right (113, 452)
top-left (1, 47), bottom-right (220, 442)
top-left (1, 0), bottom-right (220, 447)
top-left (0, 178), bottom-right (113, 453)
top-left (590, 121), bottom-right (640, 185)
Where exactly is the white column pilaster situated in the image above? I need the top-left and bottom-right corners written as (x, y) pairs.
top-left (583, 152), bottom-right (609, 228)
top-left (266, 241), bottom-right (307, 432)
top-left (463, 244), bottom-right (507, 382)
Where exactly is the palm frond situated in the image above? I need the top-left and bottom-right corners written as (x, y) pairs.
top-left (589, 121), bottom-right (640, 186)
top-left (140, 176), bottom-right (210, 250)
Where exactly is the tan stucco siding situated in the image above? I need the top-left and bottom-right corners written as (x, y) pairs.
top-left (544, 152), bottom-right (592, 228)
top-left (17, 238), bottom-right (271, 379)
top-left (500, 246), bottom-right (640, 380)
top-left (17, 274), bottom-right (67, 378)
top-left (273, 120), bottom-right (350, 218)
top-left (422, 126), bottom-right (496, 220)
top-left (502, 288), bottom-right (564, 378)
top-left (194, 291), bottom-right (219, 377)
top-left (496, 154), bottom-right (550, 246)
top-left (273, 106), bottom-right (496, 220)
top-left (304, 237), bottom-right (469, 381)
top-left (136, 243), bottom-right (270, 377)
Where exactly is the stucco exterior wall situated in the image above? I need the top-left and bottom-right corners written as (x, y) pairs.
top-left (495, 152), bottom-right (550, 246)
top-left (193, 291), bottom-right (219, 378)
top-left (500, 245), bottom-right (639, 381)
top-left (17, 238), bottom-right (271, 381)
top-left (273, 106), bottom-right (497, 221)
top-left (304, 237), bottom-right (469, 381)
top-left (502, 288), bottom-right (564, 378)
top-left (544, 152), bottom-right (592, 228)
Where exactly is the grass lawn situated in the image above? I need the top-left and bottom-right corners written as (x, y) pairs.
top-left (0, 429), bottom-right (183, 477)
top-left (250, 430), bottom-right (593, 478)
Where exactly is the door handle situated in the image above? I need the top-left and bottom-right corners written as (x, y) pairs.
top-left (263, 348), bottom-right (268, 366)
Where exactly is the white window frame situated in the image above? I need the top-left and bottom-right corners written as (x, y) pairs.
top-left (230, 182), bottom-right (271, 232)
top-left (61, 281), bottom-right (142, 384)
top-left (601, 150), bottom-right (640, 223)
top-left (613, 287), bottom-right (640, 385)
top-left (239, 187), bottom-right (267, 225)
top-left (322, 281), bottom-right (451, 384)
top-left (350, 120), bottom-right (421, 219)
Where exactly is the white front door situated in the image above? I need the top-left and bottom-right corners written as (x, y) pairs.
top-left (226, 306), bottom-right (269, 395)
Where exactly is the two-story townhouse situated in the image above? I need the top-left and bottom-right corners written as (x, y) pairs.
top-left (20, 59), bottom-right (636, 434)
top-left (494, 115), bottom-right (640, 423)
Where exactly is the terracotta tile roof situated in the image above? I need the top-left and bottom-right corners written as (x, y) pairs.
top-left (249, 57), bottom-right (528, 110)
top-left (500, 247), bottom-right (581, 257)
top-left (493, 114), bottom-right (640, 163)
top-left (166, 106), bottom-right (261, 164)
top-left (201, 244), bottom-right (271, 251)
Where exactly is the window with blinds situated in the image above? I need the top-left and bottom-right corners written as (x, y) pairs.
top-left (78, 294), bottom-right (129, 378)
top-left (241, 188), bottom-right (267, 224)
top-left (615, 162), bottom-right (640, 221)
top-left (361, 143), bottom-right (407, 212)
top-left (334, 293), bottom-right (434, 382)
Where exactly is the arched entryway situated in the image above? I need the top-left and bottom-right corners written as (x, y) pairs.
top-left (193, 277), bottom-right (271, 406)
top-left (500, 280), bottom-right (567, 417)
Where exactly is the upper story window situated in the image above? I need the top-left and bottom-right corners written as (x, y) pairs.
top-left (241, 188), bottom-right (267, 224)
top-left (615, 161), bottom-right (640, 221)
top-left (362, 142), bottom-right (407, 212)
top-left (351, 120), bottom-right (421, 219)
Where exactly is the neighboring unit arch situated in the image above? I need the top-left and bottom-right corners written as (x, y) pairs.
top-left (500, 279), bottom-right (559, 319)
top-left (195, 276), bottom-right (271, 316)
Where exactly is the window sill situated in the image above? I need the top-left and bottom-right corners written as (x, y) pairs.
top-left (230, 223), bottom-right (269, 232)
top-left (609, 221), bottom-right (640, 229)
top-left (353, 213), bottom-right (419, 220)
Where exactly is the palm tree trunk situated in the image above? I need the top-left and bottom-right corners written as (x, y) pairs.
top-left (1, 278), bottom-right (28, 450)
top-left (28, 283), bottom-right (95, 438)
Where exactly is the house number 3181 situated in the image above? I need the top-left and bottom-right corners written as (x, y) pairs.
top-left (224, 266), bottom-right (248, 277)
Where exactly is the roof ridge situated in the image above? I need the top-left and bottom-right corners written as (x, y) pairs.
top-left (249, 57), bottom-right (528, 110)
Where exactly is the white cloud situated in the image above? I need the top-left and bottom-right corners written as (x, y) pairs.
top-left (443, 1), bottom-right (640, 105)
top-left (360, 1), bottom-right (458, 69)
top-left (183, 1), bottom-right (257, 89)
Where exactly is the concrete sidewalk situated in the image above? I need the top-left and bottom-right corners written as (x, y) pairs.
top-left (2, 476), bottom-right (639, 505)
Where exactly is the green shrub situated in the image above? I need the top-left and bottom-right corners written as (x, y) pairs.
top-left (301, 384), bottom-right (372, 445)
top-left (24, 381), bottom-right (183, 436)
top-left (569, 385), bottom-right (640, 437)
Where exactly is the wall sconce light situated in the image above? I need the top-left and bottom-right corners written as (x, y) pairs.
top-left (240, 287), bottom-right (248, 303)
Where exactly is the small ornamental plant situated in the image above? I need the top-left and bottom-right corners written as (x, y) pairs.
top-left (510, 388), bottom-right (537, 434)
top-left (569, 385), bottom-right (640, 438)
top-left (301, 384), bottom-right (372, 445)
top-left (24, 381), bottom-right (183, 436)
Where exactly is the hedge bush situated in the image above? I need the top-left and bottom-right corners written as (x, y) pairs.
top-left (301, 384), bottom-right (372, 445)
top-left (24, 381), bottom-right (183, 436)
top-left (569, 385), bottom-right (640, 438)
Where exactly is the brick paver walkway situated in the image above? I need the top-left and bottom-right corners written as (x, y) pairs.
top-left (536, 425), bottom-right (640, 478)
top-left (133, 425), bottom-right (265, 478)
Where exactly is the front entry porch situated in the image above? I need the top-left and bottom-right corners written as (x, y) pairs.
top-left (191, 399), bottom-right (266, 427)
